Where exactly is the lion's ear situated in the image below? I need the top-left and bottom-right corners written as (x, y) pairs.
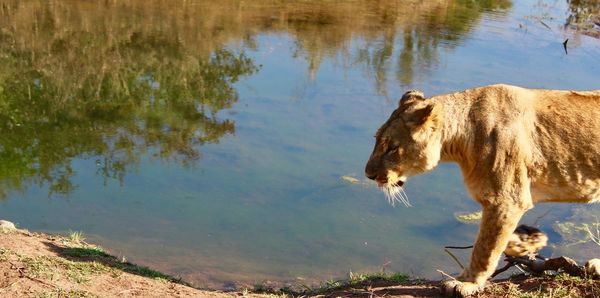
top-left (399, 90), bottom-right (425, 108)
top-left (403, 103), bottom-right (442, 131)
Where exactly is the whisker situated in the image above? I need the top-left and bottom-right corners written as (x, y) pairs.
top-left (396, 191), bottom-right (404, 206)
top-left (384, 186), bottom-right (394, 206)
top-left (399, 187), bottom-right (411, 207)
top-left (381, 184), bottom-right (411, 207)
top-left (397, 189), bottom-right (407, 207)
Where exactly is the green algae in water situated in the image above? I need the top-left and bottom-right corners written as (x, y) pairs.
top-left (340, 175), bottom-right (372, 187)
top-left (454, 211), bottom-right (482, 224)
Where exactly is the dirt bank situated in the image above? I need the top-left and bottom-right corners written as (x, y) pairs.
top-left (0, 226), bottom-right (265, 298)
top-left (0, 224), bottom-right (597, 297)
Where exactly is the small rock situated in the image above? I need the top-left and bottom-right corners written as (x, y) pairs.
top-left (584, 258), bottom-right (600, 279)
top-left (0, 220), bottom-right (16, 232)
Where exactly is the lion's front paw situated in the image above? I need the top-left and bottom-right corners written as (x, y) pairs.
top-left (440, 279), bottom-right (482, 297)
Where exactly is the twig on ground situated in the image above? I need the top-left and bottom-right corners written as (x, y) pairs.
top-left (436, 269), bottom-right (457, 281)
top-left (25, 275), bottom-right (58, 289)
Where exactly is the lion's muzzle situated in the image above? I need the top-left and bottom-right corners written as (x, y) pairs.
top-left (365, 160), bottom-right (387, 185)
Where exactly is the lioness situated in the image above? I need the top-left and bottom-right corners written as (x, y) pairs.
top-left (365, 84), bottom-right (600, 297)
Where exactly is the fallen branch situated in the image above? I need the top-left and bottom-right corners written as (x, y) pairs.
top-left (493, 255), bottom-right (587, 278)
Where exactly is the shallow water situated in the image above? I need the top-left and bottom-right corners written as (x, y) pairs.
top-left (0, 0), bottom-right (599, 289)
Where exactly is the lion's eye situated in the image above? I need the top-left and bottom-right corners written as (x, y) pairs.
top-left (389, 145), bottom-right (405, 155)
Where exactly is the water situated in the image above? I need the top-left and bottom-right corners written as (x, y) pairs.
top-left (0, 0), bottom-right (599, 289)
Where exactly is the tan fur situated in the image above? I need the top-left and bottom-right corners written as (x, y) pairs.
top-left (365, 84), bottom-right (600, 297)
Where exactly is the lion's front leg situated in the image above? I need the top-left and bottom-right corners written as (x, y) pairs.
top-left (441, 204), bottom-right (528, 297)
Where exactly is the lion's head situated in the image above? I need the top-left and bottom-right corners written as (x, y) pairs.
top-left (365, 90), bottom-right (443, 205)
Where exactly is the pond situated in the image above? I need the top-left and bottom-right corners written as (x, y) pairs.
top-left (0, 0), bottom-right (599, 290)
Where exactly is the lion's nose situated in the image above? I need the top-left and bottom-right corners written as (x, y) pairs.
top-left (365, 172), bottom-right (377, 180)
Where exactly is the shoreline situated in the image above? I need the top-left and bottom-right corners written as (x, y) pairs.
top-left (0, 221), bottom-right (597, 297)
top-left (0, 223), bottom-right (256, 298)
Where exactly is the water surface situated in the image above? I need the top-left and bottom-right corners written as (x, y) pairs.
top-left (0, 0), bottom-right (599, 289)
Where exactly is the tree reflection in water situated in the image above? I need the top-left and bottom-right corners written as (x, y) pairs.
top-left (0, 2), bottom-right (257, 198)
top-left (0, 0), bottom-right (511, 198)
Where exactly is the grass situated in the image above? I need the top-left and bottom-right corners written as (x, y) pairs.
top-left (62, 246), bottom-right (110, 258)
top-left (265, 271), bottom-right (413, 296)
top-left (35, 288), bottom-right (96, 298)
top-left (115, 261), bottom-right (177, 281)
top-left (290, 271), bottom-right (598, 297)
top-left (0, 224), bottom-right (17, 234)
top-left (244, 286), bottom-right (290, 298)
top-left (60, 244), bottom-right (188, 284)
top-left (0, 247), bottom-right (10, 261)
top-left (350, 271), bottom-right (410, 283)
top-left (68, 231), bottom-right (85, 244)
top-left (484, 273), bottom-right (600, 298)
top-left (20, 254), bottom-right (111, 283)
